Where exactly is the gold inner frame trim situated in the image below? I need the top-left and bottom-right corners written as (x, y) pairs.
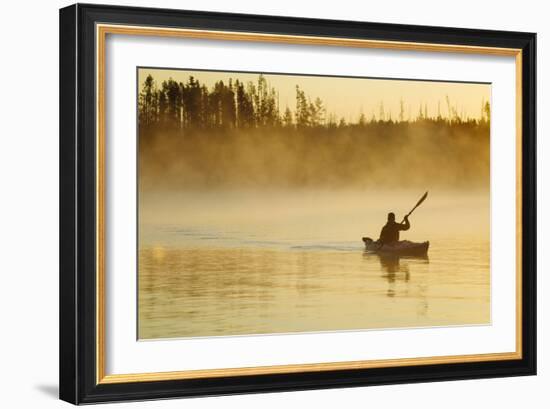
top-left (96, 23), bottom-right (523, 385)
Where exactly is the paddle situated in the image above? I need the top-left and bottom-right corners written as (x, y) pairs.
top-left (402, 191), bottom-right (428, 222)
top-left (364, 191), bottom-right (429, 250)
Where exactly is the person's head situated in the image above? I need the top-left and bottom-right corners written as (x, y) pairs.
top-left (387, 212), bottom-right (395, 222)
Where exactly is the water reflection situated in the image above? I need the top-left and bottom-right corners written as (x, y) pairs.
top-left (362, 251), bottom-right (430, 299)
top-left (139, 241), bottom-right (487, 339)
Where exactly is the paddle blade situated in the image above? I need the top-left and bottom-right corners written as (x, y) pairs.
top-left (405, 191), bottom-right (428, 219)
top-left (415, 191), bottom-right (428, 208)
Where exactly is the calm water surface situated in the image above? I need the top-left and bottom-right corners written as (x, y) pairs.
top-left (138, 190), bottom-right (490, 339)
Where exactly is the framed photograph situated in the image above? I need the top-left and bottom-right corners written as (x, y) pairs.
top-left (59, 3), bottom-right (536, 404)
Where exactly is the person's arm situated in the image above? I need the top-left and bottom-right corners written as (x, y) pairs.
top-left (400, 215), bottom-right (410, 231)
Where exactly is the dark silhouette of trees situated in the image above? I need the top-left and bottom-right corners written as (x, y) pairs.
top-left (282, 107), bottom-right (293, 128)
top-left (295, 85), bottom-right (309, 128)
top-left (138, 73), bottom-right (491, 132)
top-left (235, 79), bottom-right (254, 128)
top-left (138, 74), bottom-right (157, 126)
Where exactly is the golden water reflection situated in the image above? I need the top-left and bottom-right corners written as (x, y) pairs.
top-left (139, 240), bottom-right (488, 339)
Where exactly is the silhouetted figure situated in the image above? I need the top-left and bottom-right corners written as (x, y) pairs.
top-left (378, 212), bottom-right (410, 244)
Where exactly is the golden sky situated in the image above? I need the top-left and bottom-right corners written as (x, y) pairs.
top-left (138, 67), bottom-right (490, 121)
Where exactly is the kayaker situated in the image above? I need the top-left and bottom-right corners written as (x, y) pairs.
top-left (378, 212), bottom-right (410, 244)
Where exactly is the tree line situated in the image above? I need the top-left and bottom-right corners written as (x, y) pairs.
top-left (138, 73), bottom-right (491, 131)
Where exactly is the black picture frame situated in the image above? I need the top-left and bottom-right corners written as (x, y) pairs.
top-left (60, 3), bottom-right (536, 404)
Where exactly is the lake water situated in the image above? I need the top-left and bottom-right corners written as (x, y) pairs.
top-left (138, 190), bottom-right (490, 339)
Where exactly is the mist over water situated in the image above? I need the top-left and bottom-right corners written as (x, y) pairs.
top-left (139, 124), bottom-right (490, 191)
top-left (139, 189), bottom-right (489, 246)
top-left (138, 189), bottom-right (490, 339)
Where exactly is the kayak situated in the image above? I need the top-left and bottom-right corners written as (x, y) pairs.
top-left (362, 237), bottom-right (429, 256)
